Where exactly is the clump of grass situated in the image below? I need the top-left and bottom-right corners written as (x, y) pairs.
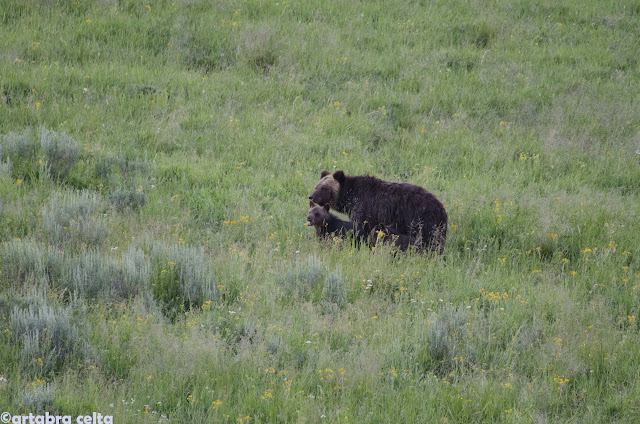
top-left (62, 247), bottom-right (149, 301)
top-left (451, 21), bottom-right (496, 48)
top-left (39, 127), bottom-right (80, 182)
top-left (10, 303), bottom-right (85, 375)
top-left (238, 24), bottom-right (280, 73)
top-left (176, 26), bottom-right (235, 73)
top-left (150, 242), bottom-right (217, 319)
top-left (108, 187), bottom-right (147, 211)
top-left (16, 383), bottom-right (55, 414)
top-left (42, 190), bottom-right (107, 248)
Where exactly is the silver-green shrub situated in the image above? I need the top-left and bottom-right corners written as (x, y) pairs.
top-left (276, 254), bottom-right (323, 300)
top-left (10, 303), bottom-right (85, 374)
top-left (425, 306), bottom-right (476, 374)
top-left (108, 187), bottom-right (147, 211)
top-left (42, 190), bottom-right (107, 247)
top-left (39, 127), bottom-right (79, 182)
top-left (1, 239), bottom-right (47, 287)
top-left (0, 129), bottom-right (39, 180)
top-left (0, 129), bottom-right (33, 157)
top-left (298, 254), bottom-right (324, 296)
top-left (0, 158), bottom-right (11, 179)
top-left (63, 247), bottom-right (149, 301)
top-left (0, 240), bottom-right (65, 291)
top-left (16, 383), bottom-right (55, 414)
top-left (321, 268), bottom-right (347, 314)
top-left (150, 243), bottom-right (217, 314)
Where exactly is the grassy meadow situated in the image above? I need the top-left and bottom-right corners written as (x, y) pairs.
top-left (1, 0), bottom-right (640, 422)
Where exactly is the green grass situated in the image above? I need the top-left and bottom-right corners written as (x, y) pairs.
top-left (1, 0), bottom-right (640, 422)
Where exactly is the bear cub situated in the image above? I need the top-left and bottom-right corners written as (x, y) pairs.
top-left (307, 201), bottom-right (366, 244)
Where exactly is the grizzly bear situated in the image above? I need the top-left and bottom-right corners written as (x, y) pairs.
top-left (309, 170), bottom-right (447, 252)
top-left (306, 201), bottom-right (367, 244)
top-left (369, 224), bottom-right (421, 253)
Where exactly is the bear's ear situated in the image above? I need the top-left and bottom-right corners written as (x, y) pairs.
top-left (323, 203), bottom-right (330, 212)
top-left (333, 170), bottom-right (346, 183)
top-left (320, 170), bottom-right (330, 178)
top-left (309, 200), bottom-right (315, 207)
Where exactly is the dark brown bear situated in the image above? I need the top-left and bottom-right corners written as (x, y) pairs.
top-left (306, 201), bottom-right (367, 244)
top-left (369, 224), bottom-right (421, 253)
top-left (309, 170), bottom-right (447, 252)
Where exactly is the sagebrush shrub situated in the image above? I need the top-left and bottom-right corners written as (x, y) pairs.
top-left (0, 158), bottom-right (11, 179)
top-left (42, 190), bottom-right (107, 247)
top-left (10, 303), bottom-right (85, 374)
top-left (150, 242), bottom-right (217, 317)
top-left (1, 239), bottom-right (47, 287)
top-left (63, 247), bottom-right (149, 301)
top-left (276, 254), bottom-right (323, 300)
top-left (39, 127), bottom-right (80, 182)
top-left (94, 156), bottom-right (150, 183)
top-left (0, 129), bottom-right (40, 180)
top-left (421, 306), bottom-right (480, 375)
top-left (108, 187), bottom-right (147, 211)
top-left (322, 268), bottom-right (346, 310)
top-left (16, 383), bottom-right (55, 414)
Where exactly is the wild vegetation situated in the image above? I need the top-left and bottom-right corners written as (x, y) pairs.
top-left (1, 0), bottom-right (639, 422)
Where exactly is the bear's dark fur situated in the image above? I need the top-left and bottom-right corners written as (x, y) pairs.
top-left (369, 224), bottom-right (421, 253)
top-left (307, 201), bottom-right (367, 244)
top-left (309, 170), bottom-right (447, 252)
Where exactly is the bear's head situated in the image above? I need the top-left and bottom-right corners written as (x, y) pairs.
top-left (306, 201), bottom-right (331, 228)
top-left (308, 170), bottom-right (345, 207)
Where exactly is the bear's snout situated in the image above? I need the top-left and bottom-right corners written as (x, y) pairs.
top-left (308, 194), bottom-right (314, 200)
